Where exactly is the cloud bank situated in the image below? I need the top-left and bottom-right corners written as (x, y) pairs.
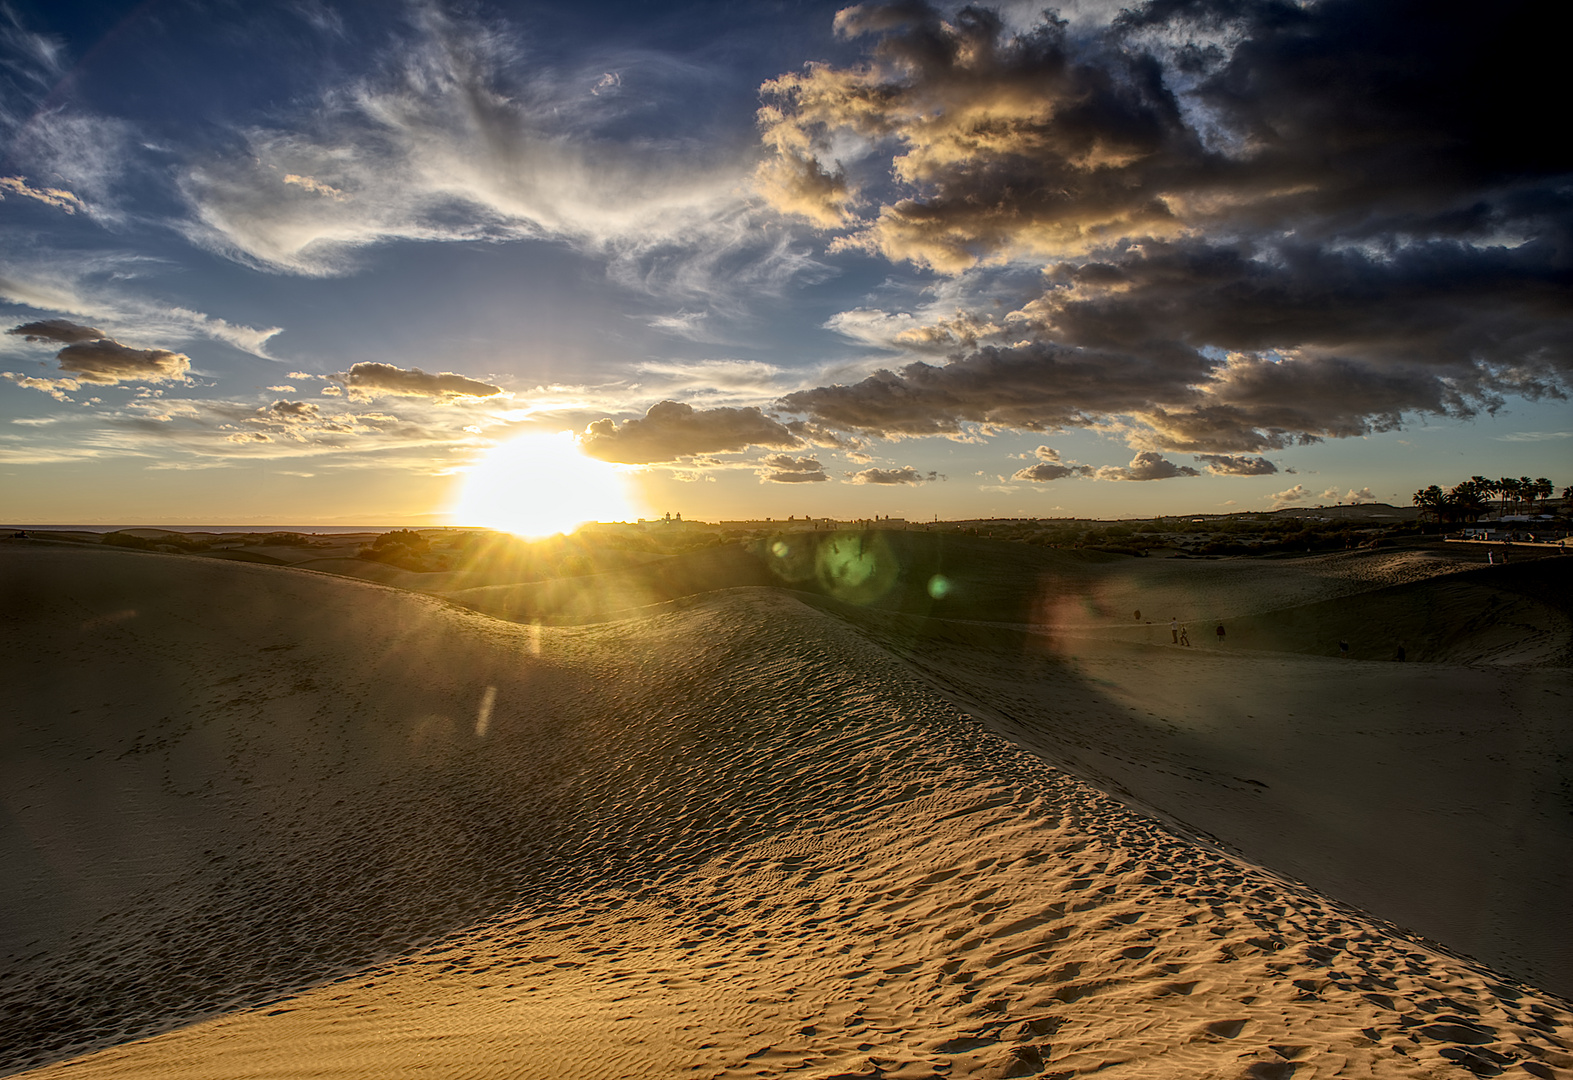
top-left (760, 0), bottom-right (1571, 459)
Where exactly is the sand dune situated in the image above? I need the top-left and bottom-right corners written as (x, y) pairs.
top-left (2, 540), bottom-right (1570, 1078)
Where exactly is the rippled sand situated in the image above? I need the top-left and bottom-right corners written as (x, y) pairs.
top-left (2, 541), bottom-right (1569, 1078)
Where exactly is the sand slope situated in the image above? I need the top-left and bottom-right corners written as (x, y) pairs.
top-left (2, 543), bottom-right (1570, 1079)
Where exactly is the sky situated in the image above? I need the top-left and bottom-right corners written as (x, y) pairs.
top-left (1, 0), bottom-right (1568, 526)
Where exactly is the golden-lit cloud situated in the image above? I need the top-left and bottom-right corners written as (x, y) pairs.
top-left (757, 454), bottom-right (828, 483)
top-left (55, 340), bottom-right (191, 385)
top-left (334, 362), bottom-right (504, 401)
top-left (0, 175), bottom-right (87, 214)
top-left (759, 1), bottom-right (1570, 464)
top-left (1093, 451), bottom-right (1199, 482)
top-left (581, 399), bottom-right (801, 464)
top-left (1011, 445), bottom-right (1091, 482)
top-left (849, 465), bottom-right (931, 485)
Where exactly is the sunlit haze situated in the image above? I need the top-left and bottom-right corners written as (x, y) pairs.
top-left (450, 431), bottom-right (642, 537)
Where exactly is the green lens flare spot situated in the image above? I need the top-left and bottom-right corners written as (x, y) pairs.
top-left (928, 574), bottom-right (951, 599)
top-left (771, 540), bottom-right (789, 558)
top-left (813, 530), bottom-right (898, 604)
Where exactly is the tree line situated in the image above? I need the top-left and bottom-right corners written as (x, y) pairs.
top-left (1411, 475), bottom-right (1565, 525)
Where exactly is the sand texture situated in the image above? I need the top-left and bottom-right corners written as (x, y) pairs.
top-left (2, 539), bottom-right (1570, 1079)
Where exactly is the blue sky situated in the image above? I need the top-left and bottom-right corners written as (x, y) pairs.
top-left (2, 0), bottom-right (1567, 525)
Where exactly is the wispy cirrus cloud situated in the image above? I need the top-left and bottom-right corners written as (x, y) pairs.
top-left (176, 6), bottom-right (816, 302)
top-left (0, 262), bottom-right (283, 359)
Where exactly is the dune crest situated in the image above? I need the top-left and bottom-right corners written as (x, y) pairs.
top-left (3, 544), bottom-right (1570, 1078)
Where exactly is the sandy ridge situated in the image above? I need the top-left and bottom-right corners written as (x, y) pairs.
top-left (3, 545), bottom-right (1570, 1078)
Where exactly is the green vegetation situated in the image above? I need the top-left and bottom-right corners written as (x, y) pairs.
top-left (101, 531), bottom-right (213, 553)
top-left (1412, 475), bottom-right (1560, 527)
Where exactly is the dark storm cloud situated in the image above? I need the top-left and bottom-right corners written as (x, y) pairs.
top-left (334, 362), bottom-right (504, 400)
top-left (1195, 453), bottom-right (1277, 476)
top-left (765, 0), bottom-right (1569, 267)
top-left (7, 319), bottom-right (105, 344)
top-left (758, 454), bottom-right (829, 483)
top-left (849, 466), bottom-right (929, 485)
top-left (761, 0), bottom-right (1572, 456)
top-left (581, 400), bottom-right (801, 464)
top-left (55, 339), bottom-right (191, 385)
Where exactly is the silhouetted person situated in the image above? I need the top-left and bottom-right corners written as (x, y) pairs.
top-left (1134, 609), bottom-right (1141, 622)
top-left (1339, 639), bottom-right (1350, 658)
top-left (1179, 625), bottom-right (1190, 647)
top-left (1395, 644), bottom-right (1406, 662)
top-left (1170, 618), bottom-right (1179, 644)
top-left (1215, 623), bottom-right (1225, 644)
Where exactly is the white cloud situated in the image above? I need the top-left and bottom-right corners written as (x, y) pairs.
top-left (175, 8), bottom-right (802, 300)
top-left (1497, 431), bottom-right (1573, 442)
top-left (0, 265), bottom-right (282, 359)
top-left (1269, 484), bottom-right (1310, 509)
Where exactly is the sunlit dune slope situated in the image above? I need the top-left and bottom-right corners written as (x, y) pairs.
top-left (438, 543), bottom-right (778, 623)
top-left (2, 543), bottom-right (1570, 1080)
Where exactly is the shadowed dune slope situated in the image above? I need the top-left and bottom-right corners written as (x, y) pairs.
top-left (1214, 559), bottom-right (1573, 664)
top-left (2, 545), bottom-right (1571, 1079)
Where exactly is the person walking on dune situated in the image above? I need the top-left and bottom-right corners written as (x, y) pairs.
top-left (1215, 623), bottom-right (1225, 645)
top-left (1171, 618), bottom-right (1179, 644)
top-left (1179, 625), bottom-right (1191, 647)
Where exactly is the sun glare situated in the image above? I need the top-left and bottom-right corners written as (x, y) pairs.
top-left (451, 431), bottom-right (640, 538)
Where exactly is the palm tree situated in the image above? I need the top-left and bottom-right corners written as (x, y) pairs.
top-left (1498, 477), bottom-right (1521, 517)
top-left (1448, 481), bottom-right (1487, 523)
top-left (1413, 485), bottom-right (1446, 527)
top-left (1470, 476), bottom-right (1499, 517)
top-left (1533, 477), bottom-right (1554, 512)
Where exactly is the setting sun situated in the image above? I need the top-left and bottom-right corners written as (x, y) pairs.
top-left (450, 431), bottom-right (641, 538)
